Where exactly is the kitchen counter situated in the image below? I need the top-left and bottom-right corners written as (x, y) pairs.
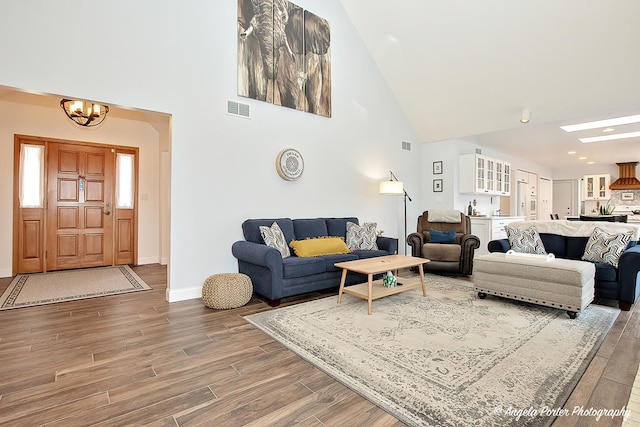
top-left (566, 214), bottom-right (640, 223)
top-left (470, 216), bottom-right (526, 255)
top-left (613, 206), bottom-right (640, 223)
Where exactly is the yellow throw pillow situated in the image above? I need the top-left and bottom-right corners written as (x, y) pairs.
top-left (289, 237), bottom-right (352, 257)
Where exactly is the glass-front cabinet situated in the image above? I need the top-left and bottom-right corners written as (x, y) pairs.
top-left (460, 154), bottom-right (511, 196)
top-left (583, 174), bottom-right (611, 200)
top-left (475, 156), bottom-right (486, 193)
top-left (495, 160), bottom-right (511, 196)
top-left (485, 158), bottom-right (495, 193)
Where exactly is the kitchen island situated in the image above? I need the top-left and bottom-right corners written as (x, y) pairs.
top-left (578, 214), bottom-right (628, 222)
top-left (613, 205), bottom-right (640, 223)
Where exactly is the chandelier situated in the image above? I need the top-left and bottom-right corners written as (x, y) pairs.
top-left (60, 99), bottom-right (109, 127)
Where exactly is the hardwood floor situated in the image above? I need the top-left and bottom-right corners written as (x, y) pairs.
top-left (0, 264), bottom-right (637, 426)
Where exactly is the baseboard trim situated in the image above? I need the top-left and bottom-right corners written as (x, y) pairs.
top-left (166, 286), bottom-right (201, 303)
top-left (0, 268), bottom-right (12, 279)
top-left (138, 256), bottom-right (160, 265)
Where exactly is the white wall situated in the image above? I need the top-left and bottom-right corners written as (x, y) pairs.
top-left (0, 1), bottom-right (421, 300)
top-left (552, 163), bottom-right (621, 181)
top-left (0, 97), bottom-right (162, 278)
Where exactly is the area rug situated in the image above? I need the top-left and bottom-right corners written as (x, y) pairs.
top-left (244, 275), bottom-right (619, 427)
top-left (0, 265), bottom-right (151, 310)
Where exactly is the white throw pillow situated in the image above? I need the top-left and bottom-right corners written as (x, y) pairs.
top-left (506, 225), bottom-right (547, 254)
top-left (582, 226), bottom-right (633, 267)
top-left (427, 210), bottom-right (462, 223)
top-left (346, 222), bottom-right (378, 250)
top-left (259, 221), bottom-right (290, 258)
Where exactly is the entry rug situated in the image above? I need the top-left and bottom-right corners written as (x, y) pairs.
top-left (0, 265), bottom-right (152, 310)
top-left (244, 275), bottom-right (619, 427)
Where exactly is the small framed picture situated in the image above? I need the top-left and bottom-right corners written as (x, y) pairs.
top-left (433, 179), bottom-right (443, 192)
top-left (433, 161), bottom-right (443, 175)
top-left (622, 192), bottom-right (634, 201)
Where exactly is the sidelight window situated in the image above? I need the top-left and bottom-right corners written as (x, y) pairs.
top-left (19, 144), bottom-right (44, 208)
top-left (116, 153), bottom-right (135, 209)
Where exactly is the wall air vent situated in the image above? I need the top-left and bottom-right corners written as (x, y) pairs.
top-left (227, 100), bottom-right (250, 118)
top-left (402, 141), bottom-right (411, 151)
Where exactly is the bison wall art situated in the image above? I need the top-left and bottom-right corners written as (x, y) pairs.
top-left (238, 0), bottom-right (331, 118)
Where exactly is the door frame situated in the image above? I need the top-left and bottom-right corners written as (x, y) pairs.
top-left (12, 134), bottom-right (139, 275)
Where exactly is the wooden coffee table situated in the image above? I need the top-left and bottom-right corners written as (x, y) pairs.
top-left (335, 255), bottom-right (430, 315)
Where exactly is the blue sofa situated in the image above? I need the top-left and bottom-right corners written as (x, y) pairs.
top-left (232, 217), bottom-right (398, 306)
top-left (487, 221), bottom-right (640, 311)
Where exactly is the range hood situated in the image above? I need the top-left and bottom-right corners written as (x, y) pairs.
top-left (610, 162), bottom-right (640, 190)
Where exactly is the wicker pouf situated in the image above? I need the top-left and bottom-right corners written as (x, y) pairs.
top-left (202, 273), bottom-right (253, 309)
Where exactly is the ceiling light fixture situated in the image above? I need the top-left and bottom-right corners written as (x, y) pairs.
top-left (578, 156), bottom-right (587, 160)
top-left (60, 99), bottom-right (109, 127)
top-left (520, 108), bottom-right (530, 124)
top-left (568, 151), bottom-right (576, 154)
top-left (580, 130), bottom-right (640, 143)
top-left (602, 127), bottom-right (615, 133)
top-left (560, 114), bottom-right (640, 132)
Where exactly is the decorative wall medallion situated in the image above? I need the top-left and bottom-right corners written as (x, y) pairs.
top-left (276, 148), bottom-right (304, 181)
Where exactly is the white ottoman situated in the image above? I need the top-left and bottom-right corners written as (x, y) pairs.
top-left (473, 252), bottom-right (595, 318)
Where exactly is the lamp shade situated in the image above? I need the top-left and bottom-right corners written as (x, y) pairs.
top-left (379, 180), bottom-right (404, 195)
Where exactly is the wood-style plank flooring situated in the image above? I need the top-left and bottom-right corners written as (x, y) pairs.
top-left (0, 264), bottom-right (637, 426)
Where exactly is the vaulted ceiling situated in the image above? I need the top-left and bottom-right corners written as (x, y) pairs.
top-left (341, 0), bottom-right (640, 171)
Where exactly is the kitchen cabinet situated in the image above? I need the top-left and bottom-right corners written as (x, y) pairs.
top-left (495, 160), bottom-right (511, 196)
top-left (583, 174), bottom-right (611, 200)
top-left (470, 218), bottom-right (491, 255)
top-left (470, 216), bottom-right (525, 255)
top-left (459, 154), bottom-right (489, 194)
top-left (538, 177), bottom-right (553, 220)
top-left (515, 169), bottom-right (529, 184)
top-left (516, 169), bottom-right (538, 220)
top-left (459, 154), bottom-right (510, 195)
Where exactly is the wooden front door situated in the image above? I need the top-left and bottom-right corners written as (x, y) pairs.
top-left (46, 142), bottom-right (115, 271)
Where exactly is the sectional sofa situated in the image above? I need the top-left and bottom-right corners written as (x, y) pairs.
top-left (232, 217), bottom-right (398, 306)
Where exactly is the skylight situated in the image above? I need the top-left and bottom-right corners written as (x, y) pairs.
top-left (560, 114), bottom-right (640, 132)
top-left (580, 131), bottom-right (640, 143)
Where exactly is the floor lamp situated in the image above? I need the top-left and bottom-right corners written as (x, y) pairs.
top-left (379, 171), bottom-right (412, 255)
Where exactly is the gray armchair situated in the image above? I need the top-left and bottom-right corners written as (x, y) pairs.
top-left (407, 210), bottom-right (480, 275)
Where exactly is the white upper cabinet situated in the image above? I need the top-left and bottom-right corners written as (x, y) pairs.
top-left (459, 154), bottom-right (511, 196)
top-left (495, 160), bottom-right (511, 196)
top-left (583, 174), bottom-right (611, 200)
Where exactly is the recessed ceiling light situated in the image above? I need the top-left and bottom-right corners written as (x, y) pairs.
top-left (580, 130), bottom-right (640, 143)
top-left (587, 161), bottom-right (595, 164)
top-left (602, 127), bottom-right (615, 133)
top-left (578, 156), bottom-right (587, 160)
top-left (568, 151), bottom-right (576, 154)
top-left (560, 114), bottom-right (640, 132)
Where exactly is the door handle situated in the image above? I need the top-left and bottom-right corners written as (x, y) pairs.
top-left (104, 211), bottom-right (111, 215)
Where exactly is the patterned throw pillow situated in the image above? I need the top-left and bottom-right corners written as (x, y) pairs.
top-left (582, 226), bottom-right (633, 267)
top-left (346, 222), bottom-right (378, 250)
top-left (259, 221), bottom-right (290, 258)
top-left (505, 225), bottom-right (547, 254)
